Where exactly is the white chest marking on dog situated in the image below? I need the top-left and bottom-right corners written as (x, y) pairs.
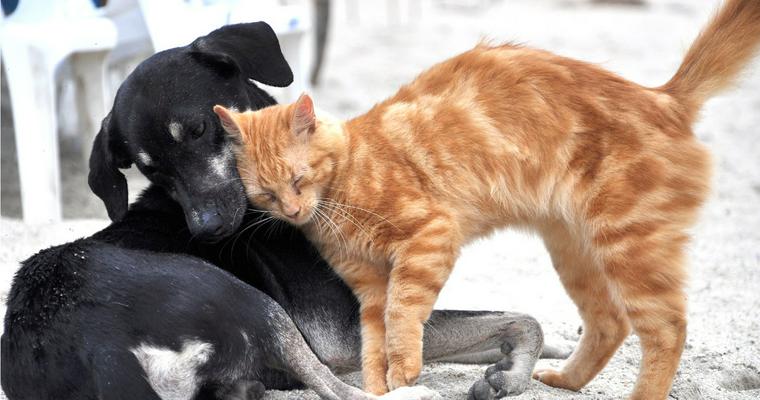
top-left (137, 150), bottom-right (153, 166)
top-left (209, 144), bottom-right (233, 179)
top-left (168, 121), bottom-right (183, 142)
top-left (131, 340), bottom-right (214, 400)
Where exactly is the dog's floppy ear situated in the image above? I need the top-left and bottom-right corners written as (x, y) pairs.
top-left (190, 22), bottom-right (294, 87)
top-left (88, 112), bottom-right (131, 221)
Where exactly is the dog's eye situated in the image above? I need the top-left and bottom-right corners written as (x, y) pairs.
top-left (190, 121), bottom-right (206, 139)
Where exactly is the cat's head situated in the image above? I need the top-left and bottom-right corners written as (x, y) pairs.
top-left (214, 94), bottom-right (341, 226)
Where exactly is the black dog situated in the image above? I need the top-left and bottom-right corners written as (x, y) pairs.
top-left (2, 23), bottom-right (557, 400)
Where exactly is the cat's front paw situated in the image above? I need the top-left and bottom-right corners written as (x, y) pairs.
top-left (533, 368), bottom-right (580, 391)
top-left (386, 355), bottom-right (422, 390)
top-left (378, 385), bottom-right (442, 400)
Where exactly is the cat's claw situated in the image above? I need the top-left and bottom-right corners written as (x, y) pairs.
top-left (468, 369), bottom-right (530, 399)
top-left (377, 385), bottom-right (442, 400)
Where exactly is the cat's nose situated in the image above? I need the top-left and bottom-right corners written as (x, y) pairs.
top-left (285, 207), bottom-right (301, 219)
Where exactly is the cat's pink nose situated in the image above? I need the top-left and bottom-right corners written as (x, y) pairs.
top-left (285, 207), bottom-right (301, 219)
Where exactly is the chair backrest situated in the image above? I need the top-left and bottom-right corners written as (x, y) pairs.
top-left (137, 0), bottom-right (232, 52)
top-left (98, 0), bottom-right (139, 17)
top-left (8, 0), bottom-right (99, 22)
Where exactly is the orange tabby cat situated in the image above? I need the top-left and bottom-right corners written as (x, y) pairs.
top-left (214, 1), bottom-right (760, 398)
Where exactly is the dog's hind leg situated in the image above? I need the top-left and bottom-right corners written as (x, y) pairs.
top-left (421, 310), bottom-right (548, 399)
top-left (260, 301), bottom-right (441, 400)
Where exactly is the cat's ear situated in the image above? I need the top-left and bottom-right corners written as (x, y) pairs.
top-left (213, 105), bottom-right (243, 139)
top-left (292, 93), bottom-right (316, 136)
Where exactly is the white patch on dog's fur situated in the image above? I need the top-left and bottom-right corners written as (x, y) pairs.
top-left (168, 121), bottom-right (183, 142)
top-left (131, 340), bottom-right (213, 400)
top-left (137, 151), bottom-right (153, 166)
top-left (209, 144), bottom-right (233, 179)
top-left (190, 209), bottom-right (201, 225)
top-left (240, 330), bottom-right (250, 346)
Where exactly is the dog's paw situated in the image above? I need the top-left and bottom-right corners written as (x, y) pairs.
top-left (379, 385), bottom-right (442, 400)
top-left (468, 370), bottom-right (530, 399)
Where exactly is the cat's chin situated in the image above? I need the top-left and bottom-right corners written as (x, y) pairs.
top-left (281, 213), bottom-right (313, 227)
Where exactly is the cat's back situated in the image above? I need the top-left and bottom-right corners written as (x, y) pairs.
top-left (392, 43), bottom-right (618, 100)
top-left (351, 44), bottom-right (597, 164)
top-left (356, 42), bottom-right (688, 151)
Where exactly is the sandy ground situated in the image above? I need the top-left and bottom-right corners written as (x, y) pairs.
top-left (2, 0), bottom-right (759, 399)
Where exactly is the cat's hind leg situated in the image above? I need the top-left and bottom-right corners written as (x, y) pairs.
top-left (533, 223), bottom-right (631, 391)
top-left (598, 227), bottom-right (688, 400)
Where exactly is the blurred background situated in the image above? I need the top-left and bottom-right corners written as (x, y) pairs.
top-left (2, 0), bottom-right (759, 398)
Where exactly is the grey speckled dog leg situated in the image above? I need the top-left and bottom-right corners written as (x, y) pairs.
top-left (420, 310), bottom-right (546, 399)
top-left (264, 302), bottom-right (440, 400)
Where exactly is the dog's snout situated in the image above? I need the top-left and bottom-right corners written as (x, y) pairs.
top-left (199, 210), bottom-right (225, 235)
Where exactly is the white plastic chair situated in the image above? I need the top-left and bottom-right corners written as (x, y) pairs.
top-left (1, 0), bottom-right (118, 223)
top-left (229, 1), bottom-right (311, 103)
top-left (137, 0), bottom-right (311, 102)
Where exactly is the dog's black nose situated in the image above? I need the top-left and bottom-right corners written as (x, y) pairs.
top-left (199, 210), bottom-right (225, 236)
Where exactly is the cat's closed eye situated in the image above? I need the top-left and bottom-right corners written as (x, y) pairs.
top-left (259, 192), bottom-right (277, 202)
top-left (293, 175), bottom-right (304, 195)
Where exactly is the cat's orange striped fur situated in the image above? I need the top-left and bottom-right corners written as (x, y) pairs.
top-left (215, 1), bottom-right (760, 398)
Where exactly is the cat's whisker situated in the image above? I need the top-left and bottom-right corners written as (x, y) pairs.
top-left (318, 201), bottom-right (377, 248)
top-left (314, 203), bottom-right (348, 257)
top-left (237, 216), bottom-right (276, 238)
top-left (320, 199), bottom-right (401, 232)
top-left (226, 213), bottom-right (276, 259)
top-left (311, 205), bottom-right (329, 238)
top-left (314, 206), bottom-right (345, 255)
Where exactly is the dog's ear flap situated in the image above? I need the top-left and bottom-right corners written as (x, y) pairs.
top-left (88, 112), bottom-right (131, 221)
top-left (190, 22), bottom-right (294, 87)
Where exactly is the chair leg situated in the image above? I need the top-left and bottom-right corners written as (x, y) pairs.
top-left (310, 0), bottom-right (330, 86)
top-left (2, 44), bottom-right (62, 223)
top-left (279, 32), bottom-right (308, 103)
top-left (71, 50), bottom-right (111, 163)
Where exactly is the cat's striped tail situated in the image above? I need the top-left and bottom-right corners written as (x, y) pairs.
top-left (661, 0), bottom-right (760, 119)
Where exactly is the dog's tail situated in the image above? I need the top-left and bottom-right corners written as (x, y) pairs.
top-left (661, 0), bottom-right (760, 119)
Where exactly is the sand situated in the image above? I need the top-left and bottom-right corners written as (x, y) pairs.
top-left (1, 0), bottom-right (759, 398)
